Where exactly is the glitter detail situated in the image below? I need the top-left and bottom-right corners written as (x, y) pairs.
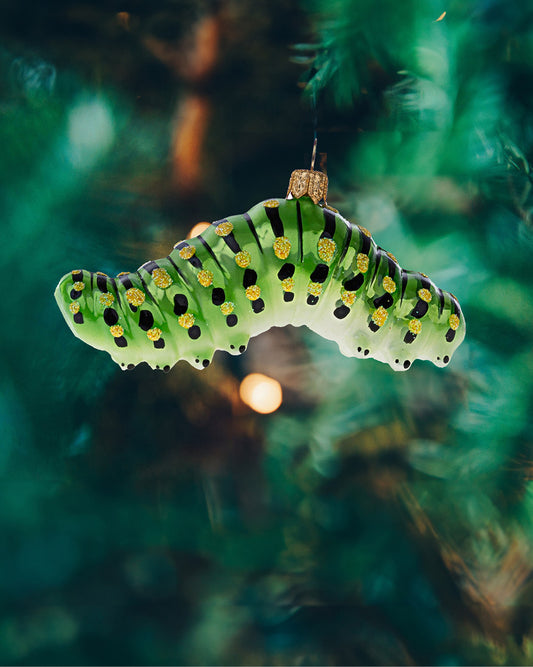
top-left (420, 272), bottom-right (428, 278)
top-left (146, 327), bottom-right (162, 341)
top-left (215, 221), bottom-right (233, 236)
top-left (341, 289), bottom-right (356, 307)
top-left (178, 313), bottom-right (195, 329)
top-left (235, 251), bottom-right (251, 268)
top-left (69, 302), bottom-right (80, 314)
top-left (99, 293), bottom-right (115, 307)
top-left (317, 237), bottom-right (337, 263)
top-left (73, 281), bottom-right (85, 291)
top-left (110, 325), bottom-right (124, 337)
top-left (72, 270), bottom-right (82, 276)
top-left (126, 288), bottom-right (145, 306)
top-left (418, 288), bottom-right (432, 303)
top-left (273, 236), bottom-right (291, 260)
top-left (179, 245), bottom-right (196, 260)
top-left (197, 270), bottom-right (213, 287)
top-left (449, 314), bottom-right (460, 330)
top-left (383, 276), bottom-right (396, 293)
top-left (307, 281), bottom-right (323, 297)
top-left (152, 268), bottom-right (173, 289)
top-left (356, 253), bottom-right (369, 273)
top-left (408, 318), bottom-right (422, 334)
top-left (371, 306), bottom-right (388, 327)
top-left (264, 200), bottom-right (279, 208)
top-left (116, 272), bottom-right (129, 277)
top-left (220, 301), bottom-right (234, 315)
top-left (387, 252), bottom-right (398, 263)
top-left (245, 285), bottom-right (261, 301)
top-left (281, 277), bottom-right (294, 292)
top-left (359, 226), bottom-right (372, 237)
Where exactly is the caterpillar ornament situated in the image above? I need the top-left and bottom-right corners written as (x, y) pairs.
top-left (55, 168), bottom-right (465, 372)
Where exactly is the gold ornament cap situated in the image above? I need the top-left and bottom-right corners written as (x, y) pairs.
top-left (286, 169), bottom-right (328, 205)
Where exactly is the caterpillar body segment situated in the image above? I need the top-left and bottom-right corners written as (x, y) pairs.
top-left (55, 174), bottom-right (465, 372)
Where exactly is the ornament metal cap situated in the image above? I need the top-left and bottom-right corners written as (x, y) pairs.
top-left (286, 169), bottom-right (328, 205)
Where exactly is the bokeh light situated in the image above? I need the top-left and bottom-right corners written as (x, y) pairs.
top-left (239, 373), bottom-right (283, 414)
top-left (188, 222), bottom-right (211, 238)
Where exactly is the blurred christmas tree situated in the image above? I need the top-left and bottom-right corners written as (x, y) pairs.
top-left (1, 0), bottom-right (533, 664)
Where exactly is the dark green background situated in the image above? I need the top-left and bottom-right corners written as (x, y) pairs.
top-left (2, 0), bottom-right (533, 664)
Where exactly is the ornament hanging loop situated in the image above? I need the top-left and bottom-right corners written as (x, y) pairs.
top-left (286, 138), bottom-right (328, 205)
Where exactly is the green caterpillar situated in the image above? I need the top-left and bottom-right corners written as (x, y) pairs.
top-left (55, 169), bottom-right (465, 372)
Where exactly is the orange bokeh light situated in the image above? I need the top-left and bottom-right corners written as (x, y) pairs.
top-left (188, 222), bottom-right (211, 238)
top-left (239, 373), bottom-right (283, 414)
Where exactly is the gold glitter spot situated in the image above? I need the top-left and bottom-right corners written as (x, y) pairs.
top-left (318, 237), bottom-right (337, 263)
top-left (178, 245), bottom-right (196, 260)
top-left (73, 281), bottom-right (85, 291)
top-left (152, 268), bottom-right (173, 289)
top-left (197, 269), bottom-right (213, 287)
top-left (449, 314), bottom-right (460, 330)
top-left (307, 281), bottom-right (323, 297)
top-left (72, 270), bottom-right (82, 276)
top-left (341, 289), bottom-right (356, 307)
top-left (215, 221), bottom-right (233, 236)
top-left (126, 288), bottom-right (145, 306)
top-left (96, 271), bottom-right (108, 276)
top-left (356, 253), bottom-right (369, 273)
top-left (383, 276), bottom-right (396, 293)
top-left (146, 327), bottom-right (162, 341)
top-left (69, 302), bottom-right (80, 314)
top-left (372, 306), bottom-right (388, 327)
top-left (409, 318), bottom-right (422, 334)
top-left (110, 325), bottom-right (124, 338)
top-left (420, 272), bottom-right (428, 278)
top-left (116, 272), bottom-right (129, 277)
top-left (220, 301), bottom-right (234, 315)
top-left (99, 293), bottom-right (114, 307)
top-left (387, 252), bottom-right (398, 263)
top-left (418, 288), bottom-right (432, 303)
top-left (245, 285), bottom-right (261, 301)
top-left (359, 226), bottom-right (372, 237)
top-left (264, 200), bottom-right (279, 208)
top-left (178, 313), bottom-right (195, 329)
top-left (281, 277), bottom-right (294, 292)
top-left (273, 236), bottom-right (291, 260)
top-left (235, 251), bottom-right (251, 268)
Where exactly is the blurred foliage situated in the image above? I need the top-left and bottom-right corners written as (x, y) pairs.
top-left (1, 0), bottom-right (533, 664)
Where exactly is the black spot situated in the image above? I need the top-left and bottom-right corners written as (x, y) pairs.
top-left (129, 304), bottom-right (137, 313)
top-left (127, 363), bottom-right (135, 370)
top-left (368, 322), bottom-right (379, 332)
top-left (437, 357), bottom-right (440, 361)
top-left (189, 256), bottom-right (202, 269)
top-left (364, 349), bottom-right (369, 356)
top-left (188, 325), bottom-right (201, 339)
top-left (357, 347), bottom-right (362, 352)
top-left (114, 336), bottom-right (127, 348)
top-left (252, 299), bottom-right (265, 313)
top-left (227, 314), bottom-right (238, 327)
top-left (278, 263), bottom-right (295, 280)
top-left (121, 363), bottom-right (124, 366)
top-left (310, 264), bottom-right (329, 283)
top-left (202, 359), bottom-right (210, 367)
top-left (373, 293), bottom-right (394, 309)
top-left (239, 345), bottom-right (246, 353)
top-left (163, 365), bottom-right (170, 373)
top-left (139, 310), bottom-right (154, 331)
top-left (403, 360), bottom-right (411, 369)
top-left (104, 308), bottom-right (119, 326)
top-left (173, 294), bottom-right (188, 316)
top-left (284, 292), bottom-right (294, 302)
top-left (445, 329), bottom-right (456, 342)
top-left (96, 275), bottom-right (108, 292)
top-left (118, 274), bottom-right (133, 289)
top-left (156, 365), bottom-right (160, 368)
top-left (395, 359), bottom-right (399, 364)
top-left (70, 289), bottom-right (81, 299)
top-left (230, 345), bottom-right (235, 349)
top-left (212, 288), bottom-right (225, 306)
top-left (334, 305), bottom-right (350, 319)
top-left (343, 274), bottom-right (364, 291)
top-left (404, 331), bottom-right (416, 344)
top-left (411, 301), bottom-right (428, 318)
top-left (307, 295), bottom-right (319, 306)
top-left (73, 312), bottom-right (84, 324)
top-left (72, 271), bottom-right (83, 282)
top-left (195, 358), bottom-right (199, 363)
top-left (443, 355), bottom-right (449, 364)
top-left (154, 338), bottom-right (165, 349)
top-left (243, 269), bottom-right (257, 288)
